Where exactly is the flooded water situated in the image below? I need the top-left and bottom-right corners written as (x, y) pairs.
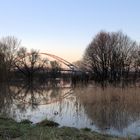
top-left (0, 80), bottom-right (140, 138)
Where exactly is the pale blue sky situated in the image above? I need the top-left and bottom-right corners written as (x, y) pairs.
top-left (0, 0), bottom-right (140, 62)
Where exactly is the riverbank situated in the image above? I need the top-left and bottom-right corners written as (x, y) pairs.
top-left (0, 116), bottom-right (127, 140)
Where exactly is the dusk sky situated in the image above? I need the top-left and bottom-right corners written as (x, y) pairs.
top-left (0, 0), bottom-right (140, 62)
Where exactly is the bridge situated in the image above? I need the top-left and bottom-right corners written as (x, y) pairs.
top-left (14, 51), bottom-right (86, 74)
top-left (40, 52), bottom-right (80, 71)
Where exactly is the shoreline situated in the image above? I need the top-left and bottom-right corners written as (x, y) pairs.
top-left (0, 116), bottom-right (125, 140)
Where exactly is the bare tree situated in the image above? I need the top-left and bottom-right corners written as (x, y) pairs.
top-left (50, 60), bottom-right (61, 78)
top-left (0, 36), bottom-right (20, 82)
top-left (131, 45), bottom-right (140, 79)
top-left (15, 48), bottom-right (48, 81)
top-left (83, 31), bottom-right (137, 81)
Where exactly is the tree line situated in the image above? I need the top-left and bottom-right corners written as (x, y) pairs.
top-left (0, 31), bottom-right (140, 83)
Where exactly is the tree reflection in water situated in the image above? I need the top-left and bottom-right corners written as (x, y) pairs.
top-left (0, 81), bottom-right (140, 137)
top-left (0, 80), bottom-right (74, 119)
top-left (0, 83), bottom-right (15, 115)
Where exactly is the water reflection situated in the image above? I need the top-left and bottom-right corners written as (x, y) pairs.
top-left (0, 83), bottom-right (15, 115)
top-left (75, 84), bottom-right (140, 137)
top-left (0, 81), bottom-right (140, 138)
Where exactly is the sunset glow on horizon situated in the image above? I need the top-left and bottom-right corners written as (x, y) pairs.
top-left (0, 0), bottom-right (140, 62)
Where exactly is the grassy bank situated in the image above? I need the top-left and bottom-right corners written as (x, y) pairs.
top-left (0, 116), bottom-right (126, 140)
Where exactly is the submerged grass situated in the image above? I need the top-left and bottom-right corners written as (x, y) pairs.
top-left (0, 116), bottom-right (128, 140)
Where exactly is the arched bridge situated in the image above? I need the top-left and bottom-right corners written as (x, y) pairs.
top-left (15, 51), bottom-right (84, 73)
top-left (40, 52), bottom-right (79, 71)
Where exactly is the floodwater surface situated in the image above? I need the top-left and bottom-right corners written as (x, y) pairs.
top-left (0, 80), bottom-right (140, 138)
